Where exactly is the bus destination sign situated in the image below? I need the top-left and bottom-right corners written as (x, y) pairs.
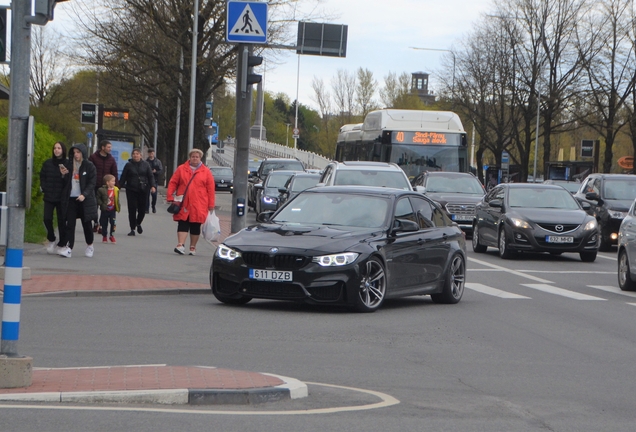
top-left (393, 131), bottom-right (452, 145)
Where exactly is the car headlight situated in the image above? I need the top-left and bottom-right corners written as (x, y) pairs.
top-left (215, 244), bottom-right (242, 261)
top-left (510, 217), bottom-right (531, 229)
top-left (312, 252), bottom-right (359, 267)
top-left (608, 210), bottom-right (627, 219)
top-left (584, 219), bottom-right (598, 231)
top-left (263, 196), bottom-right (278, 204)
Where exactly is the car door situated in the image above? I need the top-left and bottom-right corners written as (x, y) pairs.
top-left (623, 202), bottom-right (636, 274)
top-left (480, 186), bottom-right (505, 245)
top-left (384, 197), bottom-right (425, 293)
top-left (410, 196), bottom-right (452, 287)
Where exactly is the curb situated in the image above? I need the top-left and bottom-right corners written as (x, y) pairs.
top-left (0, 373), bottom-right (308, 405)
top-left (22, 288), bottom-right (211, 298)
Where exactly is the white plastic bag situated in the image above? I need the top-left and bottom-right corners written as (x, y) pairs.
top-left (202, 210), bottom-right (221, 243)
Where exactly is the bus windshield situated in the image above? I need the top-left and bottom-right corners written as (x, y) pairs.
top-left (386, 143), bottom-right (467, 179)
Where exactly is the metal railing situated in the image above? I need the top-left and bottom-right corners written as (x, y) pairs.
top-left (225, 138), bottom-right (331, 170)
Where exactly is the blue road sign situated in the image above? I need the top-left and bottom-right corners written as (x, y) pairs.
top-left (87, 132), bottom-right (93, 139)
top-left (226, 1), bottom-right (268, 44)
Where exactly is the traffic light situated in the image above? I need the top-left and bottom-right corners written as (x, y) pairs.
top-left (240, 49), bottom-right (263, 92)
top-left (27, 0), bottom-right (69, 25)
top-left (0, 7), bottom-right (7, 62)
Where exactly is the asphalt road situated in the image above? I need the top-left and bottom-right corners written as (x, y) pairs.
top-left (1, 190), bottom-right (635, 431)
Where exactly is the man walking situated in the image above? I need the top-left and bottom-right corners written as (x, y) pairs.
top-left (89, 140), bottom-right (119, 233)
top-left (145, 148), bottom-right (163, 213)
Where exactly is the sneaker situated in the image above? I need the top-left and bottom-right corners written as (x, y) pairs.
top-left (189, 247), bottom-right (196, 256)
top-left (102, 236), bottom-right (108, 243)
top-left (46, 241), bottom-right (57, 254)
top-left (109, 236), bottom-right (116, 244)
top-left (137, 225), bottom-right (143, 234)
top-left (85, 244), bottom-right (94, 258)
top-left (128, 230), bottom-right (136, 236)
top-left (97, 227), bottom-right (102, 235)
top-left (152, 206), bottom-right (156, 213)
top-left (58, 246), bottom-right (72, 258)
top-left (174, 244), bottom-right (185, 255)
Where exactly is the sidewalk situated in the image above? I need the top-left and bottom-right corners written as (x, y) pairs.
top-left (0, 190), bottom-right (309, 405)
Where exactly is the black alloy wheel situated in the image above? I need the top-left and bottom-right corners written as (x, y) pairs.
top-left (431, 253), bottom-right (465, 304)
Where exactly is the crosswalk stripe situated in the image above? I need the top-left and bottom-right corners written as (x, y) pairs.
top-left (587, 285), bottom-right (636, 298)
top-left (466, 283), bottom-right (531, 299)
top-left (521, 284), bottom-right (606, 300)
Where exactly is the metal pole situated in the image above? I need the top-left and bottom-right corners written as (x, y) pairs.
top-left (533, 90), bottom-right (540, 182)
top-left (186, 0), bottom-right (200, 153)
top-left (294, 54), bottom-right (300, 153)
top-left (153, 98), bottom-right (159, 154)
top-left (259, 60), bottom-right (266, 142)
top-left (1, 0), bottom-right (29, 361)
top-left (173, 48), bottom-right (184, 174)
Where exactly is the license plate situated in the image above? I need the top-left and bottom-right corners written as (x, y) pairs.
top-left (217, 184), bottom-right (228, 187)
top-left (249, 269), bottom-right (292, 282)
top-left (452, 215), bottom-right (472, 222)
top-left (546, 236), bottom-right (574, 243)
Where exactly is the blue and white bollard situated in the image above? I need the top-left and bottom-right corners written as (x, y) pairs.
top-left (1, 248), bottom-right (23, 355)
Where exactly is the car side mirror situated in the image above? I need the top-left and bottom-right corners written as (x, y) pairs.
top-left (256, 211), bottom-right (275, 223)
top-left (278, 187), bottom-right (288, 194)
top-left (414, 185), bottom-right (426, 193)
top-left (254, 184), bottom-right (263, 190)
top-left (489, 199), bottom-right (502, 208)
top-left (585, 192), bottom-right (600, 201)
top-left (392, 218), bottom-right (420, 233)
top-left (580, 201), bottom-right (591, 210)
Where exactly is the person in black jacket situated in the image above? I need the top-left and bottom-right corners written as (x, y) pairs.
top-left (119, 147), bottom-right (156, 236)
top-left (145, 148), bottom-right (163, 213)
top-left (40, 141), bottom-right (69, 254)
top-left (59, 143), bottom-right (98, 258)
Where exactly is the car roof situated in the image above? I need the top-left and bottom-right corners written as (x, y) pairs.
top-left (501, 183), bottom-right (566, 190)
top-left (267, 170), bottom-right (300, 176)
top-left (303, 185), bottom-right (418, 197)
top-left (422, 171), bottom-right (478, 178)
top-left (590, 174), bottom-right (636, 179)
top-left (290, 172), bottom-right (321, 179)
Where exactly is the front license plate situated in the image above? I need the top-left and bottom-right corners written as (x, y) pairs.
top-left (546, 236), bottom-right (574, 243)
top-left (217, 184), bottom-right (228, 187)
top-left (249, 269), bottom-right (292, 282)
top-left (451, 215), bottom-right (472, 222)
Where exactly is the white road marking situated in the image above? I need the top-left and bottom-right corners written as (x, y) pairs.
top-left (468, 257), bottom-right (552, 283)
top-left (596, 253), bottom-right (617, 261)
top-left (521, 284), bottom-right (606, 300)
top-left (628, 303), bottom-right (636, 307)
top-left (466, 283), bottom-right (531, 299)
top-left (0, 382), bottom-right (399, 416)
top-left (518, 271), bottom-right (615, 274)
top-left (587, 285), bottom-right (636, 298)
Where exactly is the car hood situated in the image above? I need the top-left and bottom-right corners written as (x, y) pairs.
top-left (425, 192), bottom-right (484, 203)
top-left (507, 207), bottom-right (590, 224)
top-left (604, 199), bottom-right (632, 212)
top-left (224, 223), bottom-right (381, 254)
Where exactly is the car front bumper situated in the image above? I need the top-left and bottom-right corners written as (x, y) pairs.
top-left (504, 226), bottom-right (599, 253)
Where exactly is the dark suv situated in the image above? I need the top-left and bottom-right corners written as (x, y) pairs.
top-left (247, 158), bottom-right (305, 211)
top-left (411, 171), bottom-right (486, 234)
top-left (574, 174), bottom-right (636, 251)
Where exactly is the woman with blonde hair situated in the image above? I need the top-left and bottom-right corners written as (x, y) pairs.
top-left (167, 149), bottom-right (215, 255)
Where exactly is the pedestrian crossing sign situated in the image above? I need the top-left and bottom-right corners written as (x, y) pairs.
top-left (226, 1), bottom-right (268, 44)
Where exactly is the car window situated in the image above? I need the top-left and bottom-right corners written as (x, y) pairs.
top-left (425, 176), bottom-right (484, 194)
top-left (265, 173), bottom-right (294, 188)
top-left (320, 166), bottom-right (333, 184)
top-left (211, 167), bottom-right (232, 176)
top-left (273, 193), bottom-right (389, 228)
top-left (291, 176), bottom-right (319, 192)
top-left (409, 196), bottom-right (435, 228)
top-left (334, 170), bottom-right (410, 190)
top-left (261, 161), bottom-right (304, 177)
top-left (603, 179), bottom-right (636, 200)
top-left (485, 186), bottom-right (504, 202)
top-left (394, 197), bottom-right (417, 224)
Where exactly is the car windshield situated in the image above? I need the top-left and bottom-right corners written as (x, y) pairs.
top-left (549, 181), bottom-right (580, 193)
top-left (273, 192), bottom-right (389, 228)
top-left (291, 176), bottom-right (319, 192)
top-left (262, 161), bottom-right (304, 176)
top-left (508, 187), bottom-right (580, 209)
top-left (265, 173), bottom-right (294, 188)
top-left (425, 176), bottom-right (484, 194)
top-left (211, 167), bottom-right (232, 176)
top-left (603, 179), bottom-right (636, 200)
top-left (334, 170), bottom-right (410, 190)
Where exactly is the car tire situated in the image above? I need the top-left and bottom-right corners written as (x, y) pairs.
top-left (353, 257), bottom-right (386, 313)
top-left (580, 251), bottom-right (597, 262)
top-left (472, 224), bottom-right (487, 253)
top-left (618, 249), bottom-right (636, 291)
top-left (431, 253), bottom-right (465, 304)
top-left (498, 228), bottom-right (515, 259)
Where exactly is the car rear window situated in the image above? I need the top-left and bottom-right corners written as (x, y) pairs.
top-left (334, 170), bottom-right (410, 190)
top-left (261, 161), bottom-right (304, 176)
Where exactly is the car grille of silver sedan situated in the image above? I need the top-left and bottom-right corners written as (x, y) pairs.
top-left (446, 203), bottom-right (476, 216)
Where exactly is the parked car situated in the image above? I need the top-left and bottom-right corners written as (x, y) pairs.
top-left (543, 179), bottom-right (581, 194)
top-left (318, 161), bottom-right (413, 190)
top-left (208, 166), bottom-right (233, 193)
top-left (277, 172), bottom-right (321, 209)
top-left (247, 158), bottom-right (305, 210)
top-left (411, 171), bottom-right (485, 234)
top-left (247, 159), bottom-right (262, 178)
top-left (210, 186), bottom-right (466, 312)
top-left (574, 173), bottom-right (636, 251)
top-left (253, 170), bottom-right (300, 216)
top-left (618, 199), bottom-right (636, 291)
top-left (472, 183), bottom-right (599, 261)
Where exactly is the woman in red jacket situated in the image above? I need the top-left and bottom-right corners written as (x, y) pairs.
top-left (167, 149), bottom-right (215, 255)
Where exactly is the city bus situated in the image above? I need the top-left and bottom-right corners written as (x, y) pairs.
top-left (334, 109), bottom-right (468, 179)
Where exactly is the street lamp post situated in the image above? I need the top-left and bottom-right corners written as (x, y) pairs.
top-left (285, 123), bottom-right (291, 147)
top-left (410, 46), bottom-right (456, 99)
top-left (533, 90), bottom-right (541, 182)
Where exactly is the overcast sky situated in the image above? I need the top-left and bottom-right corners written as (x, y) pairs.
top-left (49, 0), bottom-right (496, 111)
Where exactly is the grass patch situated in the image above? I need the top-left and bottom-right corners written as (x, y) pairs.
top-left (25, 200), bottom-right (48, 245)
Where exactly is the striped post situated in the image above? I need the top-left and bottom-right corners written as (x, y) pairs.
top-left (1, 248), bottom-right (23, 355)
